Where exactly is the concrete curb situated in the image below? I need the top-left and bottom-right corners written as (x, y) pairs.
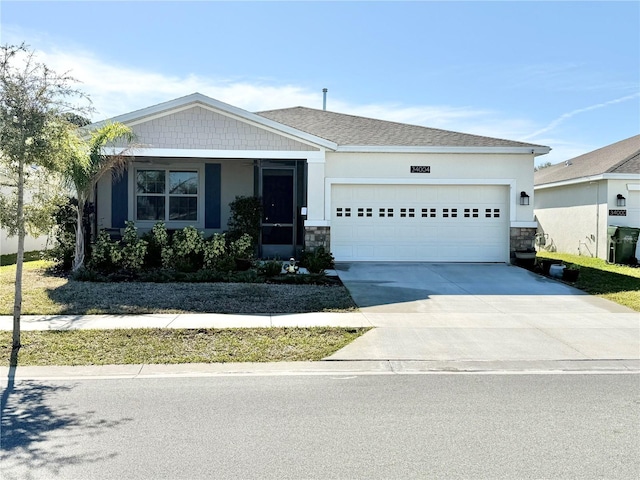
top-left (2, 359), bottom-right (638, 380)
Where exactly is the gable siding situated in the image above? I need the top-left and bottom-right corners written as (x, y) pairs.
top-left (130, 106), bottom-right (317, 151)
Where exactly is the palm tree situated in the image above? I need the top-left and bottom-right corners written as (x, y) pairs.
top-left (66, 122), bottom-right (135, 270)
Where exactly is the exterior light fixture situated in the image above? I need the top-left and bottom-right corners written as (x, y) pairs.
top-left (616, 194), bottom-right (626, 207)
top-left (519, 191), bottom-right (530, 206)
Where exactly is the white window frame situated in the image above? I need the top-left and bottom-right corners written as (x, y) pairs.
top-left (130, 162), bottom-right (205, 229)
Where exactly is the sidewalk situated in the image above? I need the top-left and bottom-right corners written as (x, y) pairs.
top-left (0, 312), bottom-right (371, 330)
top-left (3, 264), bottom-right (638, 377)
top-left (2, 310), bottom-right (639, 378)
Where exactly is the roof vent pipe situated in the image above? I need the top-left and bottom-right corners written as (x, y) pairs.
top-left (322, 88), bottom-right (328, 110)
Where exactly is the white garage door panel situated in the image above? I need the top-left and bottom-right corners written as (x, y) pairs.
top-left (331, 184), bottom-right (509, 262)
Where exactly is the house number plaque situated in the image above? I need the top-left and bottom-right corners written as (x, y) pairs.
top-left (609, 209), bottom-right (626, 216)
top-left (410, 166), bottom-right (431, 173)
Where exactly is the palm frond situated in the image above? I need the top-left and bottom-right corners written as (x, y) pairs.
top-left (88, 122), bottom-right (136, 185)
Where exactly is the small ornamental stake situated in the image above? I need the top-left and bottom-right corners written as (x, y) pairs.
top-left (284, 257), bottom-right (299, 274)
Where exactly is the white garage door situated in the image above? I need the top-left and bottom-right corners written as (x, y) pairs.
top-left (331, 184), bottom-right (509, 262)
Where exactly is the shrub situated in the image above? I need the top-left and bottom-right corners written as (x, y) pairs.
top-left (78, 220), bottom-right (264, 280)
top-left (135, 267), bottom-right (262, 284)
top-left (45, 229), bottom-right (75, 271)
top-left (44, 197), bottom-right (77, 270)
top-left (267, 273), bottom-right (339, 285)
top-left (227, 196), bottom-right (262, 245)
top-left (169, 226), bottom-right (205, 272)
top-left (87, 230), bottom-right (121, 273)
top-left (70, 266), bottom-right (108, 282)
top-left (136, 268), bottom-right (178, 283)
top-left (203, 233), bottom-right (235, 272)
top-left (143, 222), bottom-right (169, 269)
top-left (230, 233), bottom-right (254, 260)
top-left (300, 247), bottom-right (335, 274)
top-left (120, 221), bottom-right (148, 272)
top-left (258, 259), bottom-right (283, 277)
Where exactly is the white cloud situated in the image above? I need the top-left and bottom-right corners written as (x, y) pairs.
top-left (2, 31), bottom-right (558, 150)
top-left (521, 94), bottom-right (640, 141)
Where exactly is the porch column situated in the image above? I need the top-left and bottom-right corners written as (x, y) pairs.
top-left (304, 152), bottom-right (331, 250)
top-left (305, 152), bottom-right (327, 223)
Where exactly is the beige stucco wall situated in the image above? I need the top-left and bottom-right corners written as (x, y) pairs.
top-left (96, 158), bottom-right (254, 233)
top-left (310, 151), bottom-right (536, 224)
top-left (607, 179), bottom-right (640, 229)
top-left (128, 106), bottom-right (318, 151)
top-left (535, 181), bottom-right (605, 258)
top-left (534, 179), bottom-right (640, 260)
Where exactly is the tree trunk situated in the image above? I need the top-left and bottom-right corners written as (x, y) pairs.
top-left (12, 158), bottom-right (26, 350)
top-left (73, 197), bottom-right (85, 271)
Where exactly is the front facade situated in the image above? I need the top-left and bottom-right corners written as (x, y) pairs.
top-left (534, 135), bottom-right (640, 260)
top-left (93, 93), bottom-right (549, 262)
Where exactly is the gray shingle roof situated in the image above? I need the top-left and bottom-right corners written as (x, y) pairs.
top-left (256, 106), bottom-right (546, 149)
top-left (534, 135), bottom-right (640, 186)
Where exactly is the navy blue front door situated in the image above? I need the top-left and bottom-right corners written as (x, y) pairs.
top-left (261, 168), bottom-right (295, 258)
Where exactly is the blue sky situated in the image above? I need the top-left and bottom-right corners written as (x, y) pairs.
top-left (1, 1), bottom-right (638, 166)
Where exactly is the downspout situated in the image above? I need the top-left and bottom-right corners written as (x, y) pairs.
top-left (590, 180), bottom-right (599, 258)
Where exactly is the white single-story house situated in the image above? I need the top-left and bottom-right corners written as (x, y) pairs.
top-left (0, 175), bottom-right (50, 256)
top-left (534, 134), bottom-right (640, 260)
top-left (0, 223), bottom-right (49, 256)
top-left (92, 93), bottom-right (550, 262)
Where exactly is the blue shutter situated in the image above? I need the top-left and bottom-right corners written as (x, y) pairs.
top-left (111, 169), bottom-right (128, 228)
top-left (205, 164), bottom-right (221, 228)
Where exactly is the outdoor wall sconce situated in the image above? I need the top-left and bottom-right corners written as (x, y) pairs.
top-left (519, 191), bottom-right (530, 206)
top-left (616, 194), bottom-right (626, 207)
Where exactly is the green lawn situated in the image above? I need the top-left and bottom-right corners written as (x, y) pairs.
top-left (2, 254), bottom-right (365, 367)
top-left (536, 252), bottom-right (640, 311)
top-left (0, 260), bottom-right (356, 315)
top-left (1, 327), bottom-right (369, 366)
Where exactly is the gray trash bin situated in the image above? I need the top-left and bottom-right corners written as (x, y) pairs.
top-left (607, 226), bottom-right (640, 264)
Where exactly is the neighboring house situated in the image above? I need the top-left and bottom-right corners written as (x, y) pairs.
top-left (0, 220), bottom-right (50, 256)
top-left (534, 135), bottom-right (640, 260)
top-left (0, 174), bottom-right (50, 256)
top-left (92, 93), bottom-right (549, 262)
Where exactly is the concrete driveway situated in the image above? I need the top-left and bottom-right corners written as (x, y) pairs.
top-left (329, 263), bottom-right (640, 366)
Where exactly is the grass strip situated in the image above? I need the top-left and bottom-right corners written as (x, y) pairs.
top-left (1, 327), bottom-right (370, 366)
top-left (536, 252), bottom-right (640, 311)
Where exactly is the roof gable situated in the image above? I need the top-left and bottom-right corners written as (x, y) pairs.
top-left (90, 93), bottom-right (333, 151)
top-left (534, 134), bottom-right (640, 186)
top-left (128, 105), bottom-right (318, 151)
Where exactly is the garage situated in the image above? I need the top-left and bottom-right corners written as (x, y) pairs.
top-left (331, 184), bottom-right (509, 262)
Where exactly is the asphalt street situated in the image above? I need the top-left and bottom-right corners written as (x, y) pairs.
top-left (1, 373), bottom-right (638, 480)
